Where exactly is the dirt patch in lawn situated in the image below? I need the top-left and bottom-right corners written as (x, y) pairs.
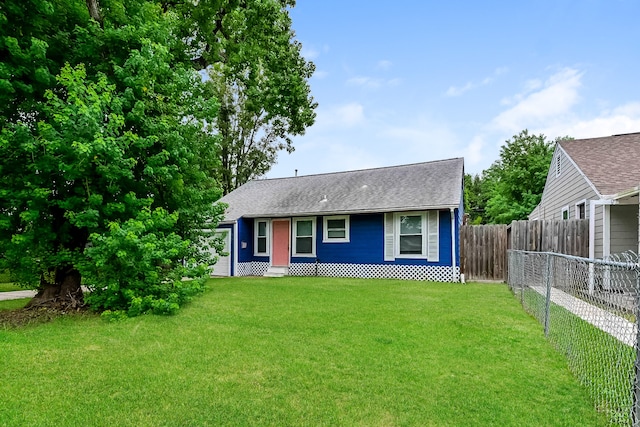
top-left (0, 306), bottom-right (93, 328)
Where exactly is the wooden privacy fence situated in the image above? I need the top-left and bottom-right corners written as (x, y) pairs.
top-left (508, 219), bottom-right (589, 256)
top-left (460, 219), bottom-right (589, 281)
top-left (460, 224), bottom-right (507, 281)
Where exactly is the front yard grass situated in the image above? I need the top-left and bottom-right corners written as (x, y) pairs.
top-left (0, 277), bottom-right (605, 426)
top-left (0, 298), bottom-right (30, 311)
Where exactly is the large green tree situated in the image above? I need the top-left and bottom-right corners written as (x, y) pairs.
top-left (0, 0), bottom-right (224, 315)
top-left (170, 0), bottom-right (317, 194)
top-left (483, 130), bottom-right (569, 224)
top-left (464, 173), bottom-right (490, 224)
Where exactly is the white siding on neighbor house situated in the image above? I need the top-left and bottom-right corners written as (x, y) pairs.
top-left (532, 146), bottom-right (604, 257)
top-left (609, 204), bottom-right (639, 255)
top-left (534, 148), bottom-right (599, 220)
top-left (594, 206), bottom-right (604, 258)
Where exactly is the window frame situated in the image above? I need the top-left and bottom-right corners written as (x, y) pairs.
top-left (322, 215), bottom-right (350, 243)
top-left (292, 217), bottom-right (316, 257)
top-left (575, 200), bottom-right (586, 219)
top-left (561, 205), bottom-right (570, 220)
top-left (394, 212), bottom-right (427, 259)
top-left (253, 219), bottom-right (270, 256)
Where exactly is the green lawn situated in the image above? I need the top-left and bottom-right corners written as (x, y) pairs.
top-left (0, 277), bottom-right (605, 426)
top-left (0, 282), bottom-right (23, 292)
top-left (0, 298), bottom-right (30, 310)
top-left (521, 287), bottom-right (634, 426)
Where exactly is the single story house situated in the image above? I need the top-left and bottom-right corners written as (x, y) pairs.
top-left (529, 132), bottom-right (640, 259)
top-left (211, 157), bottom-right (464, 282)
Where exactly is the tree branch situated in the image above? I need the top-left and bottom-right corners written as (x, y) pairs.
top-left (86, 0), bottom-right (103, 26)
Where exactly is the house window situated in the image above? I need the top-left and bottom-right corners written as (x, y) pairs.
top-left (323, 215), bottom-right (350, 243)
top-left (254, 219), bottom-right (269, 256)
top-left (561, 206), bottom-right (569, 220)
top-left (293, 217), bottom-right (316, 256)
top-left (386, 211), bottom-right (439, 260)
top-left (575, 202), bottom-right (586, 219)
top-left (398, 214), bottom-right (424, 255)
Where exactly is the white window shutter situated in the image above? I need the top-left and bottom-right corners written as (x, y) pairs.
top-left (427, 211), bottom-right (439, 261)
top-left (384, 213), bottom-right (395, 261)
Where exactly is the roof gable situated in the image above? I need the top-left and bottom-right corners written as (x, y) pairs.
top-left (559, 133), bottom-right (640, 196)
top-left (220, 158), bottom-right (464, 221)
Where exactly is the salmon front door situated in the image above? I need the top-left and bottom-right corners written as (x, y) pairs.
top-left (271, 220), bottom-right (290, 267)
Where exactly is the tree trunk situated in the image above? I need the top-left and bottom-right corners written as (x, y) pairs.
top-left (86, 0), bottom-right (102, 25)
top-left (25, 268), bottom-right (84, 311)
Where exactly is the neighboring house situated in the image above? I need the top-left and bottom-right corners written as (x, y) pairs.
top-left (529, 132), bottom-right (640, 259)
top-left (210, 158), bottom-right (464, 282)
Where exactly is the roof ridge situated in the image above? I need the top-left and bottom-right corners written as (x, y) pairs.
top-left (254, 157), bottom-right (464, 182)
top-left (559, 131), bottom-right (640, 144)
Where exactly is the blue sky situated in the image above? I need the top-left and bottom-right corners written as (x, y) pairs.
top-left (266, 0), bottom-right (640, 178)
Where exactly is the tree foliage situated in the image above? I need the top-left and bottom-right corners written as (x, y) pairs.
top-left (464, 173), bottom-right (490, 225)
top-left (482, 130), bottom-right (566, 224)
top-left (171, 0), bottom-right (317, 194)
top-left (0, 0), bottom-right (225, 316)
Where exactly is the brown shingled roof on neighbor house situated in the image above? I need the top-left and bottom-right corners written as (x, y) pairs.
top-left (559, 132), bottom-right (640, 196)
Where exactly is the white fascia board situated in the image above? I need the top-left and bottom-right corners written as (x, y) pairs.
top-left (558, 144), bottom-right (602, 198)
top-left (610, 185), bottom-right (640, 201)
top-left (242, 205), bottom-right (460, 219)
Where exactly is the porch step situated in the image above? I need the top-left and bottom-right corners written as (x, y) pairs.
top-left (264, 266), bottom-right (289, 277)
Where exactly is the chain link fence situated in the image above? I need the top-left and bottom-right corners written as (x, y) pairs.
top-left (508, 250), bottom-right (640, 426)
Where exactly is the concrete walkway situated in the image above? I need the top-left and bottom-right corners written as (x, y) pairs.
top-left (0, 290), bottom-right (36, 301)
top-left (531, 286), bottom-right (636, 347)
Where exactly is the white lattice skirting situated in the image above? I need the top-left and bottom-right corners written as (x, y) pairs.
top-left (237, 261), bottom-right (269, 277)
top-left (238, 261), bottom-right (460, 282)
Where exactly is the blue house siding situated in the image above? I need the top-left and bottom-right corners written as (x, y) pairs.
top-left (237, 217), bottom-right (270, 264)
top-left (287, 210), bottom-right (458, 266)
top-left (313, 213), bottom-right (382, 264)
top-left (230, 208), bottom-right (461, 281)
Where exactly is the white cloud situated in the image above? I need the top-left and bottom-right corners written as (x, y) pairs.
top-left (377, 60), bottom-right (393, 70)
top-left (346, 76), bottom-right (402, 89)
top-left (445, 67), bottom-right (509, 97)
top-left (464, 136), bottom-right (486, 168)
top-left (313, 70), bottom-right (329, 79)
top-left (466, 66), bottom-right (640, 174)
top-left (491, 67), bottom-right (583, 133)
top-left (301, 46), bottom-right (319, 60)
top-left (541, 102), bottom-right (640, 139)
top-left (347, 76), bottom-right (382, 89)
top-left (315, 103), bottom-right (366, 129)
top-left (324, 143), bottom-right (380, 172)
top-left (382, 119), bottom-right (463, 163)
top-left (301, 43), bottom-right (329, 60)
top-left (446, 82), bottom-right (474, 97)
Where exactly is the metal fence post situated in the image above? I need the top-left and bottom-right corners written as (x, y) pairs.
top-left (520, 253), bottom-right (525, 304)
top-left (633, 261), bottom-right (640, 427)
top-left (544, 253), bottom-right (553, 337)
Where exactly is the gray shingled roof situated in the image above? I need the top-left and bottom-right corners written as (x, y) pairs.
top-left (219, 158), bottom-right (464, 222)
top-left (559, 133), bottom-right (640, 196)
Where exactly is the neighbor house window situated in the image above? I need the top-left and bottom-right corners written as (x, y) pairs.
top-left (575, 201), bottom-right (586, 219)
top-left (293, 217), bottom-right (316, 256)
top-left (323, 215), bottom-right (350, 243)
top-left (561, 206), bottom-right (569, 220)
top-left (254, 219), bottom-right (269, 256)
